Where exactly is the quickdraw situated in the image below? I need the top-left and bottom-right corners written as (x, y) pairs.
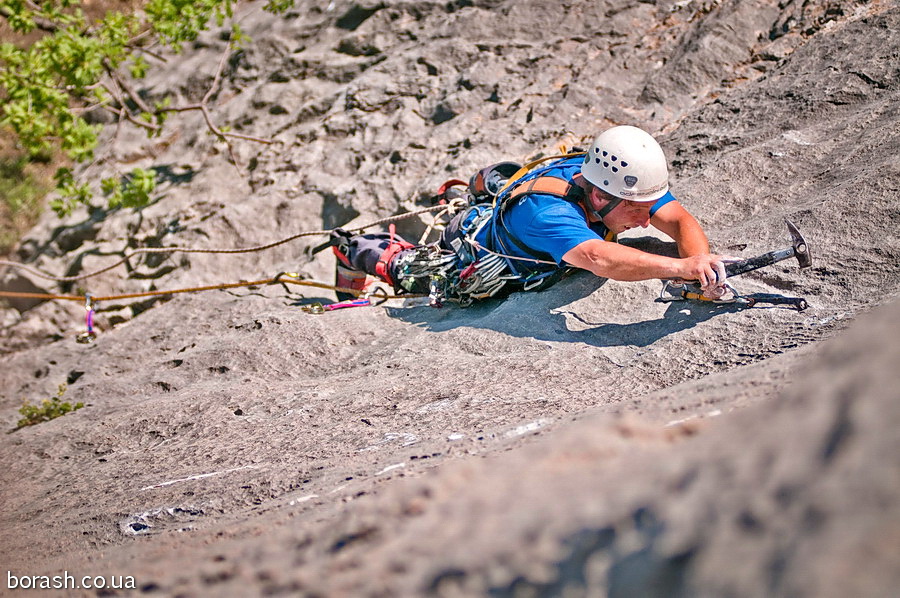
top-left (75, 294), bottom-right (97, 344)
top-left (300, 287), bottom-right (390, 314)
top-left (393, 216), bottom-right (520, 308)
top-left (658, 281), bottom-right (809, 311)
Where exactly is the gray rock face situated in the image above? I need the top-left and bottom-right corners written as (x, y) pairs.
top-left (1, 1), bottom-right (898, 596)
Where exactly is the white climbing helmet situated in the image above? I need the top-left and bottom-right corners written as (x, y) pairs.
top-left (581, 125), bottom-right (669, 202)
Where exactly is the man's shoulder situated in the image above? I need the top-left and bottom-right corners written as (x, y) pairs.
top-left (534, 155), bottom-right (584, 181)
top-left (513, 191), bottom-right (582, 215)
top-left (509, 194), bottom-right (589, 236)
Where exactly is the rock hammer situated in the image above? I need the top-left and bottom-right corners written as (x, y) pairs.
top-left (725, 219), bottom-right (813, 278)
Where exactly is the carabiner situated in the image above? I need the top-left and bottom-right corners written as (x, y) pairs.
top-left (76, 294), bottom-right (97, 343)
top-left (301, 302), bottom-right (325, 314)
top-left (365, 287), bottom-right (390, 306)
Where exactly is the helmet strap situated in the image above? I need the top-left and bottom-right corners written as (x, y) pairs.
top-left (584, 185), bottom-right (623, 223)
top-left (596, 196), bottom-right (623, 221)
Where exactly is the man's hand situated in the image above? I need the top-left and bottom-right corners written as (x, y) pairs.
top-left (678, 254), bottom-right (731, 295)
top-left (649, 201), bottom-right (734, 296)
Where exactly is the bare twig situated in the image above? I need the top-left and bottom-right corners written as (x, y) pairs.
top-left (159, 103), bottom-right (273, 144)
top-left (102, 104), bottom-right (160, 132)
top-left (103, 59), bottom-right (155, 115)
top-left (113, 106), bottom-right (125, 147)
top-left (158, 40), bottom-right (274, 147)
top-left (127, 44), bottom-right (168, 63)
top-left (99, 81), bottom-right (160, 132)
top-left (127, 29), bottom-right (154, 45)
top-left (70, 93), bottom-right (114, 114)
top-left (204, 40), bottom-right (232, 105)
top-left (203, 39), bottom-right (239, 163)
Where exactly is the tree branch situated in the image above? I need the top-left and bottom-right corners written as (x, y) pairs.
top-left (103, 59), bottom-right (155, 115)
top-left (102, 105), bottom-right (160, 132)
top-left (157, 40), bottom-right (273, 150)
top-left (203, 40), bottom-right (232, 105)
top-left (127, 44), bottom-right (168, 63)
top-left (99, 81), bottom-right (160, 132)
top-left (0, 2), bottom-right (59, 34)
top-left (160, 103), bottom-right (272, 144)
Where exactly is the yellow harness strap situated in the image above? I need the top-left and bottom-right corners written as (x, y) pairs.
top-left (494, 151), bottom-right (586, 204)
top-left (507, 176), bottom-right (574, 202)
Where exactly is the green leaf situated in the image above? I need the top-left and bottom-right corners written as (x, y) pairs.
top-left (101, 168), bottom-right (158, 210)
top-left (230, 23), bottom-right (251, 49)
top-left (0, 0), bottom-right (271, 220)
top-left (129, 55), bottom-right (149, 79)
top-left (264, 0), bottom-right (295, 14)
top-left (15, 383), bottom-right (83, 429)
top-left (101, 177), bottom-right (118, 195)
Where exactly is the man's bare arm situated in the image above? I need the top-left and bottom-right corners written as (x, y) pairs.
top-left (650, 200), bottom-right (710, 257)
top-left (562, 239), bottom-right (725, 290)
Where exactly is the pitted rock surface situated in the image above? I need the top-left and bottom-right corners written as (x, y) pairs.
top-left (1, 1), bottom-right (899, 596)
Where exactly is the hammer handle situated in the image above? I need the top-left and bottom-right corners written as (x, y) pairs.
top-left (725, 247), bottom-right (795, 277)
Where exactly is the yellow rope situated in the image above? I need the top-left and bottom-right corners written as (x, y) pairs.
top-left (0, 275), bottom-right (420, 304)
top-left (0, 204), bottom-right (456, 284)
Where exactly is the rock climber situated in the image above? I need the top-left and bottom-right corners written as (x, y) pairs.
top-left (331, 125), bottom-right (730, 307)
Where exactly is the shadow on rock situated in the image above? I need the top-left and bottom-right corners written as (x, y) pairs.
top-left (388, 235), bottom-right (738, 347)
top-left (389, 271), bottom-right (738, 348)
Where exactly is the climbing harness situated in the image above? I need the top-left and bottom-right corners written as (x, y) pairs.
top-left (390, 152), bottom-right (597, 308)
top-left (488, 158), bottom-right (618, 293)
top-left (392, 200), bottom-right (538, 307)
top-left (395, 244), bottom-right (519, 308)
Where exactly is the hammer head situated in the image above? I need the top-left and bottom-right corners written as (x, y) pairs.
top-left (785, 219), bottom-right (813, 268)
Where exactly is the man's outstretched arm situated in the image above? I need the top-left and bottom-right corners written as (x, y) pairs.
top-left (562, 239), bottom-right (726, 291)
top-left (649, 200), bottom-right (710, 257)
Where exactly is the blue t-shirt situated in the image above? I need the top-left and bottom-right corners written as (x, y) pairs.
top-left (476, 156), bottom-right (675, 274)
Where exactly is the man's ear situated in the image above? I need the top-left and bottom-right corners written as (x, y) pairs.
top-left (585, 185), bottom-right (601, 210)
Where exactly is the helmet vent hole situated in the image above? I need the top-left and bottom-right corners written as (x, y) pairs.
top-left (602, 151), bottom-right (608, 157)
top-left (621, 161), bottom-right (628, 167)
top-left (612, 156), bottom-right (618, 161)
top-left (595, 158), bottom-right (601, 164)
top-left (612, 167), bottom-right (618, 173)
top-left (594, 147), bottom-right (600, 154)
top-left (603, 180), bottom-right (609, 186)
top-left (603, 162), bottom-right (609, 168)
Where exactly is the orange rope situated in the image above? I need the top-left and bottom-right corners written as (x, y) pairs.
top-left (0, 204), bottom-right (459, 284)
top-left (0, 277), bottom-right (421, 304)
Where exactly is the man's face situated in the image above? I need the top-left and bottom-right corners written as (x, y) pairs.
top-left (589, 186), bottom-right (653, 234)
